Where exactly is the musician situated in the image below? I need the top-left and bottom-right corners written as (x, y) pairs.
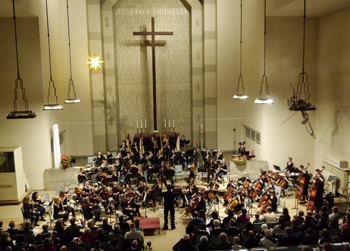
top-left (120, 194), bottom-right (137, 220)
top-left (299, 165), bottom-right (310, 201)
top-left (53, 197), bottom-right (69, 224)
top-left (126, 191), bottom-right (142, 217)
top-left (314, 168), bottom-right (325, 212)
top-left (165, 162), bottom-right (175, 185)
top-left (120, 140), bottom-right (128, 157)
top-left (82, 182), bottom-right (92, 196)
top-left (161, 185), bottom-right (176, 230)
top-left (188, 162), bottom-right (197, 180)
top-left (170, 149), bottom-right (177, 165)
top-left (106, 151), bottom-right (115, 165)
top-left (101, 187), bottom-right (114, 214)
top-left (111, 182), bottom-right (122, 209)
top-left (22, 196), bottom-right (40, 226)
top-left (216, 158), bottom-right (228, 181)
top-left (58, 190), bottom-right (76, 219)
top-left (207, 178), bottom-right (220, 204)
top-left (136, 181), bottom-right (148, 202)
top-left (131, 142), bottom-right (139, 157)
top-left (31, 192), bottom-right (46, 221)
top-left (121, 165), bottom-right (131, 188)
top-left (146, 151), bottom-right (155, 164)
top-left (136, 164), bottom-right (146, 186)
top-left (238, 142), bottom-right (246, 156)
top-left (285, 157), bottom-right (294, 172)
top-left (179, 150), bottom-right (187, 169)
top-left (276, 172), bottom-right (291, 197)
top-left (150, 178), bottom-right (163, 205)
top-left (180, 135), bottom-right (186, 150)
top-left (192, 194), bottom-right (207, 216)
top-left (206, 158), bottom-right (217, 183)
top-left (224, 180), bottom-right (236, 206)
top-left (163, 138), bottom-right (170, 161)
top-left (93, 151), bottom-right (106, 167)
top-left (216, 148), bottom-right (223, 162)
top-left (192, 149), bottom-right (199, 164)
top-left (263, 170), bottom-right (274, 183)
top-left (77, 167), bottom-right (87, 183)
top-left (152, 137), bottom-right (159, 155)
top-left (203, 148), bottom-right (211, 164)
top-left (252, 175), bottom-right (264, 197)
top-left (237, 172), bottom-right (252, 187)
top-left (181, 178), bottom-right (198, 208)
top-left (137, 152), bottom-right (146, 166)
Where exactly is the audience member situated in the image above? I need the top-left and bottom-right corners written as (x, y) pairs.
top-left (215, 233), bottom-right (232, 250)
top-left (278, 227), bottom-right (299, 246)
top-left (108, 224), bottom-right (124, 251)
top-left (207, 211), bottom-right (220, 229)
top-left (172, 234), bottom-right (195, 251)
top-left (124, 223), bottom-right (144, 243)
top-left (80, 228), bottom-right (95, 244)
top-left (253, 214), bottom-right (264, 224)
top-left (232, 236), bottom-right (242, 250)
top-left (186, 211), bottom-right (204, 235)
top-left (237, 208), bottom-right (250, 223)
top-left (302, 228), bottom-right (318, 245)
top-left (101, 218), bottom-right (113, 231)
top-left (223, 210), bottom-right (236, 225)
top-left (7, 221), bottom-right (19, 237)
top-left (340, 214), bottom-right (350, 229)
top-left (262, 207), bottom-right (276, 223)
top-left (210, 219), bottom-right (224, 236)
top-left (272, 216), bottom-right (286, 236)
top-left (318, 228), bottom-right (334, 244)
top-left (197, 236), bottom-right (211, 251)
top-left (225, 219), bottom-right (240, 236)
top-left (244, 230), bottom-right (259, 248)
top-left (259, 229), bottom-right (277, 249)
top-left (282, 208), bottom-right (291, 222)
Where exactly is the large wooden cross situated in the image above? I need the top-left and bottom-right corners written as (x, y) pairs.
top-left (133, 17), bottom-right (173, 132)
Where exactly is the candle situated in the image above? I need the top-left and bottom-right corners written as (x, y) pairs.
top-left (137, 121), bottom-right (139, 129)
top-left (141, 120), bottom-right (143, 129)
top-left (173, 119), bottom-right (175, 128)
top-left (168, 119), bottom-right (171, 128)
top-left (145, 120), bottom-right (147, 129)
top-left (164, 119), bottom-right (167, 128)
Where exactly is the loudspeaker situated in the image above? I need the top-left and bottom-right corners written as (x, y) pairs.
top-left (340, 160), bottom-right (348, 169)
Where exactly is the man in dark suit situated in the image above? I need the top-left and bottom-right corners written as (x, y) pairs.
top-left (278, 227), bottom-right (300, 246)
top-left (162, 185), bottom-right (176, 230)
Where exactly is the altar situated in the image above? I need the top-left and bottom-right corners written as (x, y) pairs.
top-left (228, 160), bottom-right (269, 181)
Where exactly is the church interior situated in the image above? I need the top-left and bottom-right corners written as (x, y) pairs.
top-left (1, 0), bottom-right (350, 250)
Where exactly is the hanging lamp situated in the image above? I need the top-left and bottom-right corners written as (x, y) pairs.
top-left (7, 0), bottom-right (36, 119)
top-left (233, 0), bottom-right (248, 99)
top-left (64, 0), bottom-right (80, 104)
top-left (287, 0), bottom-right (315, 111)
top-left (43, 0), bottom-right (63, 110)
top-left (255, 0), bottom-right (273, 104)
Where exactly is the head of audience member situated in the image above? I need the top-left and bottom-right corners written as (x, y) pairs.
top-left (42, 224), bottom-right (49, 232)
top-left (233, 236), bottom-right (240, 246)
top-left (131, 239), bottom-right (138, 250)
top-left (255, 214), bottom-right (260, 220)
top-left (227, 209), bottom-right (234, 218)
top-left (332, 206), bottom-right (338, 214)
top-left (283, 208), bottom-right (289, 217)
top-left (322, 242), bottom-right (333, 251)
top-left (0, 232), bottom-right (11, 242)
top-left (266, 207), bottom-right (272, 214)
top-left (199, 236), bottom-right (209, 245)
top-left (93, 240), bottom-right (101, 249)
top-left (211, 211), bottom-right (219, 220)
top-left (278, 216), bottom-right (286, 227)
top-left (246, 222), bottom-right (253, 232)
top-left (241, 208), bottom-right (247, 215)
top-left (261, 224), bottom-right (267, 233)
top-left (84, 228), bottom-right (92, 235)
top-left (113, 224), bottom-right (121, 232)
top-left (285, 227), bottom-right (292, 236)
top-left (322, 228), bottom-right (331, 239)
top-left (248, 230), bottom-right (255, 239)
top-left (8, 221), bottom-right (15, 231)
top-left (193, 211), bottom-right (199, 218)
top-left (213, 219), bottom-right (221, 229)
top-left (299, 210), bottom-right (305, 217)
top-left (87, 220), bottom-right (94, 229)
top-left (264, 229), bottom-right (272, 237)
top-left (219, 232), bottom-right (228, 243)
top-left (229, 219), bottom-right (236, 227)
top-left (183, 234), bottom-right (191, 241)
top-left (129, 223), bottom-right (136, 230)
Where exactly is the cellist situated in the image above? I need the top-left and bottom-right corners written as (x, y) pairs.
top-left (181, 178), bottom-right (198, 208)
top-left (223, 179), bottom-right (236, 206)
top-left (237, 172), bottom-right (251, 187)
top-left (207, 177), bottom-right (219, 204)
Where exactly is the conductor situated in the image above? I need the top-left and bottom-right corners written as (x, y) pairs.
top-left (162, 185), bottom-right (176, 230)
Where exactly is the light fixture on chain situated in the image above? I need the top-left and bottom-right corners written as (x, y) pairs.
top-left (64, 0), bottom-right (80, 104)
top-left (233, 0), bottom-right (248, 100)
top-left (287, 0), bottom-right (315, 112)
top-left (7, 0), bottom-right (36, 119)
top-left (255, 0), bottom-right (273, 104)
top-left (43, 0), bottom-right (63, 111)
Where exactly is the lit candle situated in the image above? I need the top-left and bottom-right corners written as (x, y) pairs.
top-left (145, 120), bottom-right (147, 129)
top-left (141, 120), bottom-right (143, 129)
top-left (173, 119), bottom-right (175, 128)
top-left (164, 119), bottom-right (167, 128)
top-left (137, 121), bottom-right (139, 129)
top-left (168, 119), bottom-right (171, 129)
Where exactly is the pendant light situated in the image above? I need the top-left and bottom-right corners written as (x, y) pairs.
top-left (43, 0), bottom-right (63, 110)
top-left (255, 0), bottom-right (273, 104)
top-left (7, 0), bottom-right (36, 119)
top-left (64, 0), bottom-right (80, 104)
top-left (233, 0), bottom-right (248, 99)
top-left (287, 0), bottom-right (315, 111)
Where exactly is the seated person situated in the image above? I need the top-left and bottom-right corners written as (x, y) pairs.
top-left (215, 232), bottom-right (232, 250)
top-left (225, 219), bottom-right (240, 236)
top-left (237, 208), bottom-right (250, 223)
top-left (259, 229), bottom-right (277, 249)
top-left (186, 211), bottom-right (205, 235)
top-left (262, 207), bottom-right (277, 223)
top-left (278, 227), bottom-right (300, 246)
top-left (210, 219), bottom-right (224, 236)
top-left (197, 236), bottom-right (211, 251)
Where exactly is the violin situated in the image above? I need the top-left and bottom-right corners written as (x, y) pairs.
top-left (190, 165), bottom-right (197, 175)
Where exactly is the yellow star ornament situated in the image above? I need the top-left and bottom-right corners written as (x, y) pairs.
top-left (87, 55), bottom-right (104, 71)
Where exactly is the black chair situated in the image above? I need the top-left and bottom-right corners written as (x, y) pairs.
top-left (21, 206), bottom-right (32, 223)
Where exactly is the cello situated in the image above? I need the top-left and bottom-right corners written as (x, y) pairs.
top-left (208, 180), bottom-right (219, 200)
top-left (224, 180), bottom-right (236, 202)
top-left (296, 163), bottom-right (310, 200)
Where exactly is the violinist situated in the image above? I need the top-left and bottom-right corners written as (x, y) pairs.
top-left (146, 151), bottom-right (155, 164)
top-left (131, 142), bottom-right (139, 157)
top-left (101, 187), bottom-right (114, 214)
top-left (206, 158), bottom-right (217, 183)
top-left (82, 182), bottom-right (92, 196)
top-left (237, 172), bottom-right (251, 187)
top-left (179, 150), bottom-right (187, 169)
top-left (216, 148), bottom-right (223, 162)
top-left (192, 148), bottom-right (199, 164)
top-left (137, 152), bottom-right (146, 166)
top-left (216, 158), bottom-right (227, 181)
top-left (313, 168), bottom-right (325, 212)
top-left (73, 186), bottom-right (82, 205)
top-left (158, 161), bottom-right (167, 185)
top-left (203, 148), bottom-right (211, 164)
top-left (93, 151), bottom-right (106, 167)
top-left (121, 165), bottom-right (132, 188)
top-left (22, 196), bottom-right (40, 226)
top-left (31, 192), bottom-right (46, 221)
top-left (59, 190), bottom-right (76, 219)
top-left (181, 178), bottom-right (198, 208)
top-left (53, 197), bottom-right (69, 224)
top-left (299, 165), bottom-right (310, 201)
top-left (126, 192), bottom-right (142, 217)
top-left (170, 149), bottom-right (177, 165)
top-left (165, 162), bottom-right (175, 185)
top-left (136, 181), bottom-right (148, 202)
top-left (188, 162), bottom-right (197, 180)
top-left (145, 160), bottom-right (157, 183)
top-left (191, 193), bottom-right (207, 216)
top-left (77, 167), bottom-right (87, 183)
top-left (111, 182), bottom-right (122, 209)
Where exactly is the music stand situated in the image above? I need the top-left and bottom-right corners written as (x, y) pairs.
top-left (273, 165), bottom-right (281, 172)
top-left (328, 175), bottom-right (337, 194)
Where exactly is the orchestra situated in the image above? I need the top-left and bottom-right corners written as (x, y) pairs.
top-left (26, 137), bottom-right (334, 231)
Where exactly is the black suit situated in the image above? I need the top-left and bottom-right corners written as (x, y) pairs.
top-left (162, 190), bottom-right (176, 229)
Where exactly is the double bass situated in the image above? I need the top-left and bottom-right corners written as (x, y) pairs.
top-left (296, 163), bottom-right (310, 200)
